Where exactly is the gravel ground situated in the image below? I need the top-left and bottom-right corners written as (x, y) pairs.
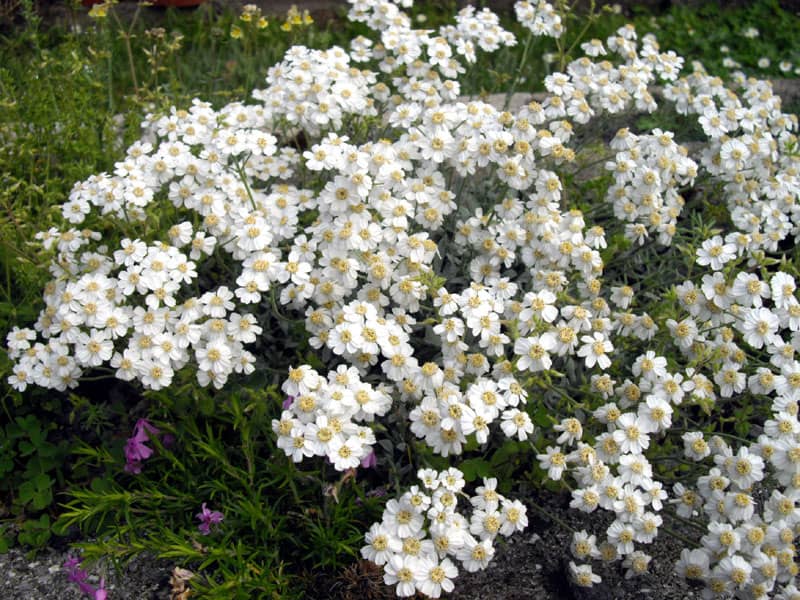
top-left (0, 546), bottom-right (170, 600)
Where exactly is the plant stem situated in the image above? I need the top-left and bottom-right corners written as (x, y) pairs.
top-left (504, 32), bottom-right (534, 111)
top-left (660, 525), bottom-right (699, 549)
top-left (527, 497), bottom-right (575, 534)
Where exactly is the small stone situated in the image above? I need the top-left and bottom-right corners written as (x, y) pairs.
top-left (48, 565), bottom-right (61, 574)
top-left (527, 533), bottom-right (541, 544)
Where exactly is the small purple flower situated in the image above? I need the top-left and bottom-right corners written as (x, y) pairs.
top-left (64, 556), bottom-right (106, 599)
top-left (124, 419), bottom-right (159, 474)
top-left (196, 502), bottom-right (224, 535)
top-left (282, 395), bottom-right (295, 410)
top-left (360, 449), bottom-right (377, 469)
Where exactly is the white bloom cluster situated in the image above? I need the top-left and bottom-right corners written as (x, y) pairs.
top-left (273, 364), bottom-right (391, 468)
top-left (650, 266), bottom-right (800, 597)
top-left (253, 45), bottom-right (378, 135)
top-left (514, 0), bottom-right (563, 38)
top-left (8, 0), bottom-right (800, 597)
top-left (666, 67), bottom-right (799, 256)
top-left (362, 468), bottom-right (527, 598)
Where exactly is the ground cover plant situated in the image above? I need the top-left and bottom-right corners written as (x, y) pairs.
top-left (3, 0), bottom-right (800, 598)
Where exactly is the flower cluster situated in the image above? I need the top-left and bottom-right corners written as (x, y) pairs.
top-left (273, 365), bottom-right (391, 469)
top-left (8, 0), bottom-right (800, 597)
top-left (361, 468), bottom-right (527, 598)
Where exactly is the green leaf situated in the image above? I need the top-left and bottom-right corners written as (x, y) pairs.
top-left (458, 458), bottom-right (491, 482)
top-left (18, 473), bottom-right (53, 510)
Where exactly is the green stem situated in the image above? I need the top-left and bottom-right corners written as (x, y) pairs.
top-left (660, 525), bottom-right (700, 548)
top-left (562, 0), bottom-right (597, 69)
top-left (504, 32), bottom-right (534, 111)
top-left (527, 497), bottom-right (575, 533)
top-left (664, 508), bottom-right (707, 533)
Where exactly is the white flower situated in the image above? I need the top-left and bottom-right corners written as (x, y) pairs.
top-left (283, 365), bottom-right (321, 397)
top-left (576, 332), bottom-right (613, 369)
top-left (513, 332), bottom-right (556, 372)
top-left (456, 536), bottom-right (494, 572)
top-left (606, 519), bottom-right (636, 555)
top-left (569, 561), bottom-right (601, 587)
top-left (412, 556), bottom-right (457, 599)
top-left (554, 417), bottom-right (583, 446)
top-left (731, 272), bottom-right (769, 307)
top-left (138, 359), bottom-right (174, 390)
top-left (469, 507), bottom-right (503, 540)
top-left (717, 554), bottom-right (751, 588)
top-left (612, 413), bottom-right (650, 454)
top-left (570, 486), bottom-right (600, 513)
top-left (329, 435), bottom-right (366, 471)
top-left (739, 307), bottom-right (780, 348)
top-left (383, 554), bottom-right (418, 598)
top-left (362, 522), bottom-right (402, 566)
top-left (714, 362), bottom-right (746, 398)
top-left (675, 547), bottom-right (710, 580)
top-left (537, 445), bottom-right (567, 480)
top-left (571, 530), bottom-right (600, 560)
top-left (696, 236), bottom-right (736, 271)
top-left (725, 446), bottom-right (764, 490)
top-left (500, 408), bottom-right (534, 440)
top-left (74, 330), bottom-right (114, 367)
top-left (499, 499), bottom-right (527, 536)
top-left (771, 272), bottom-right (797, 309)
top-left (196, 341), bottom-right (233, 376)
top-left (682, 431), bottom-right (710, 461)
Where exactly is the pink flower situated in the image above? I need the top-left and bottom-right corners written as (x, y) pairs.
top-left (360, 449), bottom-right (377, 469)
top-left (64, 556), bottom-right (107, 599)
top-left (124, 419), bottom-right (159, 474)
top-left (196, 502), bottom-right (224, 535)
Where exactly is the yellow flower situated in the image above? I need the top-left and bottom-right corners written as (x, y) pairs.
top-left (303, 11), bottom-right (314, 25)
top-left (257, 17), bottom-right (269, 29)
top-left (280, 21), bottom-right (292, 32)
top-left (88, 3), bottom-right (110, 18)
top-left (230, 25), bottom-right (243, 39)
top-left (240, 13), bottom-right (252, 23)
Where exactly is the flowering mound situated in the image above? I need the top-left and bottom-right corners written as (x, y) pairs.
top-left (7, 0), bottom-right (800, 597)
